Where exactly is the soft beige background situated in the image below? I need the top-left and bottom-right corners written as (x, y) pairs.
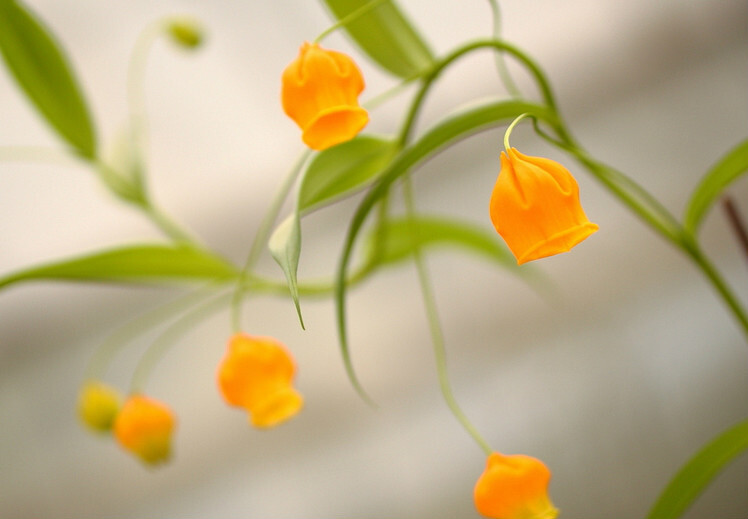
top-left (1, 1), bottom-right (747, 518)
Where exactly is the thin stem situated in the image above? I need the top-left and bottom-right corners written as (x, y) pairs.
top-left (231, 149), bottom-right (312, 331)
top-left (485, 0), bottom-right (521, 98)
top-left (402, 176), bottom-right (493, 456)
top-left (140, 200), bottom-right (196, 244)
top-left (397, 38), bottom-right (558, 148)
top-left (131, 291), bottom-right (232, 392)
top-left (314, 0), bottom-right (390, 44)
top-left (503, 112), bottom-right (530, 150)
top-left (84, 285), bottom-right (225, 382)
top-left (682, 237), bottom-right (748, 341)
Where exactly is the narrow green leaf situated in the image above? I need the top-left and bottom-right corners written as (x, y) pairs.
top-left (0, 245), bottom-right (238, 289)
top-left (299, 135), bottom-right (398, 213)
top-left (334, 99), bottom-right (555, 397)
top-left (268, 214), bottom-right (305, 329)
top-left (0, 0), bottom-right (97, 158)
top-left (365, 215), bottom-right (520, 270)
top-left (321, 0), bottom-right (434, 78)
top-left (684, 139), bottom-right (748, 234)
top-left (647, 419), bottom-right (748, 519)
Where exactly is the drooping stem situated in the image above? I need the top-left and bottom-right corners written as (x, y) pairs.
top-left (403, 176), bottom-right (493, 456)
top-left (314, 0), bottom-right (390, 44)
top-left (485, 0), bottom-right (521, 98)
top-left (131, 291), bottom-right (232, 392)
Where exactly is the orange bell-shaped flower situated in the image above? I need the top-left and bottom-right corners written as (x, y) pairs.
top-left (490, 148), bottom-right (598, 265)
top-left (217, 333), bottom-right (303, 428)
top-left (113, 394), bottom-right (175, 465)
top-left (474, 452), bottom-right (559, 519)
top-left (281, 42), bottom-right (368, 150)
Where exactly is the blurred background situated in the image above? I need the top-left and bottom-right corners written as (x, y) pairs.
top-left (1, 0), bottom-right (747, 517)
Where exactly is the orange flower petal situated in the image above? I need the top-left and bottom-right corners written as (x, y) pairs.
top-left (489, 148), bottom-right (598, 264)
top-left (281, 42), bottom-right (368, 150)
top-left (113, 394), bottom-right (175, 465)
top-left (216, 333), bottom-right (303, 428)
top-left (474, 452), bottom-right (559, 519)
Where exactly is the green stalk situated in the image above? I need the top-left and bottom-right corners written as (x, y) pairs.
top-left (402, 176), bottom-right (492, 455)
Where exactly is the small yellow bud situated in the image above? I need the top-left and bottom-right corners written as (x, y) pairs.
top-left (77, 381), bottom-right (121, 433)
top-left (166, 17), bottom-right (203, 49)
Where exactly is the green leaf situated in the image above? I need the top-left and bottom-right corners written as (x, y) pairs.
top-left (334, 99), bottom-right (555, 398)
top-left (269, 135), bottom-right (397, 328)
top-left (268, 214), bottom-right (305, 329)
top-left (647, 419), bottom-right (748, 519)
top-left (0, 245), bottom-right (238, 289)
top-left (684, 139), bottom-right (748, 234)
top-left (299, 135), bottom-right (399, 213)
top-left (0, 0), bottom-right (96, 158)
top-left (321, 0), bottom-right (434, 78)
top-left (364, 215), bottom-right (520, 270)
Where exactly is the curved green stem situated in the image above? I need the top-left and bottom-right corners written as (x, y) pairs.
top-left (84, 285), bottom-right (226, 382)
top-left (130, 291), bottom-right (232, 392)
top-left (398, 38), bottom-right (558, 148)
top-left (402, 176), bottom-right (492, 455)
top-left (485, 0), bottom-right (521, 98)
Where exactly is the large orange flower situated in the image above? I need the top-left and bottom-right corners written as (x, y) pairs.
top-left (216, 333), bottom-right (303, 428)
top-left (113, 394), bottom-right (175, 465)
top-left (474, 452), bottom-right (559, 519)
top-left (490, 148), bottom-right (598, 264)
top-left (281, 42), bottom-right (368, 150)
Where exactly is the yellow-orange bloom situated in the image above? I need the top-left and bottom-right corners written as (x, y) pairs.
top-left (474, 452), bottom-right (559, 519)
top-left (281, 42), bottom-right (368, 150)
top-left (217, 333), bottom-right (303, 428)
top-left (113, 394), bottom-right (175, 465)
top-left (77, 381), bottom-right (121, 433)
top-left (490, 148), bottom-right (598, 265)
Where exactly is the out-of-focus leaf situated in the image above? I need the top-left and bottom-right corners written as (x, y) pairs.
top-left (647, 419), bottom-right (748, 519)
top-left (684, 139), bottom-right (748, 234)
top-left (299, 135), bottom-right (398, 213)
top-left (0, 0), bottom-right (96, 158)
top-left (268, 214), bottom-right (305, 329)
top-left (0, 245), bottom-right (238, 289)
top-left (364, 215), bottom-right (520, 270)
top-left (321, 0), bottom-right (434, 78)
top-left (334, 99), bottom-right (555, 399)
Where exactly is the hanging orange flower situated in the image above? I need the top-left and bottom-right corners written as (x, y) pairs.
top-left (77, 381), bottom-right (121, 433)
top-left (113, 394), bottom-right (175, 465)
top-left (490, 148), bottom-right (598, 265)
top-left (281, 41), bottom-right (368, 150)
top-left (216, 333), bottom-right (303, 428)
top-left (474, 452), bottom-right (559, 519)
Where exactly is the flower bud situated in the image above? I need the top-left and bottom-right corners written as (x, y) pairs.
top-left (474, 452), bottom-right (559, 519)
top-left (490, 148), bottom-right (598, 264)
top-left (281, 42), bottom-right (368, 150)
top-left (113, 394), bottom-right (175, 466)
top-left (217, 333), bottom-right (303, 428)
top-left (77, 381), bottom-right (121, 433)
top-left (166, 17), bottom-right (203, 49)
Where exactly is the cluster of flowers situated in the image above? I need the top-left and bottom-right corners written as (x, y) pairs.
top-left (79, 40), bottom-right (597, 519)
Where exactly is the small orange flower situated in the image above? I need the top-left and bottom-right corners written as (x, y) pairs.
top-left (77, 381), bottom-right (121, 433)
top-left (113, 394), bottom-right (175, 465)
top-left (490, 148), bottom-right (598, 265)
top-left (474, 452), bottom-right (559, 519)
top-left (217, 333), bottom-right (303, 428)
top-left (281, 42), bottom-right (368, 150)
